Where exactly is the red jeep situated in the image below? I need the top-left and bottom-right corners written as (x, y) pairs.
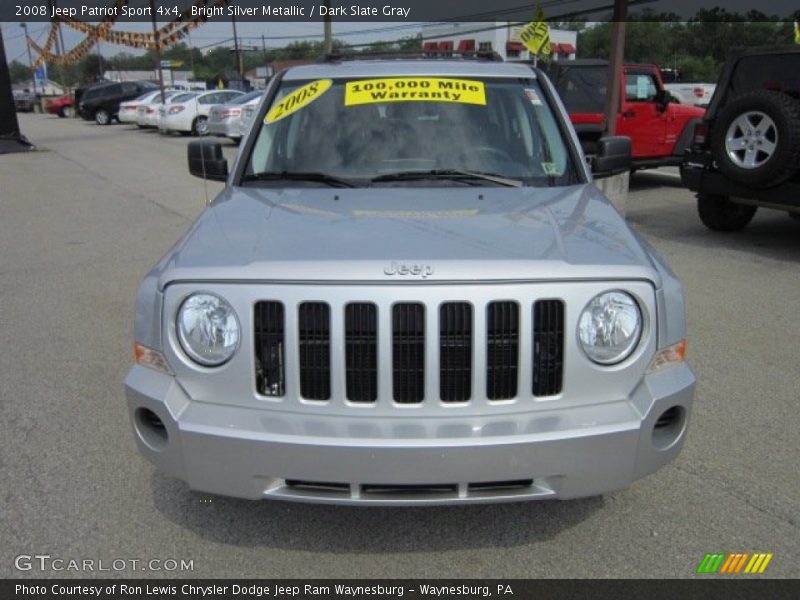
top-left (545, 59), bottom-right (705, 168)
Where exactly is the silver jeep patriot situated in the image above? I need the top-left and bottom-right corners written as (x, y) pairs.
top-left (125, 56), bottom-right (695, 504)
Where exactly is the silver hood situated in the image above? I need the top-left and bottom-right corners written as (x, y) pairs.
top-left (154, 184), bottom-right (661, 287)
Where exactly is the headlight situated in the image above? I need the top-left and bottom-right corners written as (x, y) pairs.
top-left (176, 293), bottom-right (240, 366)
top-left (578, 291), bottom-right (642, 365)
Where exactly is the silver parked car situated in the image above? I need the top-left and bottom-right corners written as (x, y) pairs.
top-left (126, 57), bottom-right (695, 504)
top-left (207, 90), bottom-right (264, 143)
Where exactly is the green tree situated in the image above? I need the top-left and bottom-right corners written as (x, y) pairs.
top-left (8, 60), bottom-right (31, 84)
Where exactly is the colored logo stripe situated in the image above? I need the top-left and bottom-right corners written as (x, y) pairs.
top-left (697, 553), bottom-right (726, 573)
top-left (697, 553), bottom-right (773, 574)
top-left (744, 553), bottom-right (774, 574)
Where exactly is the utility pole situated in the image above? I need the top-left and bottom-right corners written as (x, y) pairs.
top-left (232, 12), bottom-right (243, 78)
top-left (604, 0), bottom-right (628, 136)
top-left (187, 29), bottom-right (196, 80)
top-left (323, 0), bottom-right (333, 54)
top-left (149, 0), bottom-right (166, 102)
top-left (261, 33), bottom-right (268, 67)
top-left (19, 23), bottom-right (38, 96)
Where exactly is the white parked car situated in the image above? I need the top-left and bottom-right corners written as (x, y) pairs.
top-left (207, 90), bottom-right (264, 143)
top-left (135, 90), bottom-right (184, 128)
top-left (159, 90), bottom-right (245, 136)
top-left (119, 91), bottom-right (162, 125)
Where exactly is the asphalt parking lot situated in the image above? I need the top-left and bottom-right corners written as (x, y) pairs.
top-left (2, 113), bottom-right (798, 579)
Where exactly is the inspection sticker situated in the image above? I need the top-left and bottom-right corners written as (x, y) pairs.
top-left (524, 88), bottom-right (543, 106)
top-left (265, 79), bottom-right (332, 124)
top-left (344, 78), bottom-right (486, 106)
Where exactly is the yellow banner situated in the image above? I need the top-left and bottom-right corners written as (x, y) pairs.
top-left (344, 78), bottom-right (486, 106)
top-left (265, 79), bottom-right (333, 124)
top-left (519, 9), bottom-right (551, 56)
top-left (795, 21), bottom-right (800, 44)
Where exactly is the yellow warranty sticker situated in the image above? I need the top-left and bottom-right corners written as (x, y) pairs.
top-left (265, 79), bottom-right (332, 124)
top-left (344, 78), bottom-right (486, 106)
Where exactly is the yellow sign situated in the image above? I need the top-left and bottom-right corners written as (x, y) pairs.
top-left (519, 9), bottom-right (551, 56)
top-left (794, 21), bottom-right (800, 44)
top-left (344, 78), bottom-right (486, 106)
top-left (265, 79), bottom-right (332, 124)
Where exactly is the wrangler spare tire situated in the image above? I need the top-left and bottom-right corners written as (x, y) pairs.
top-left (711, 90), bottom-right (800, 188)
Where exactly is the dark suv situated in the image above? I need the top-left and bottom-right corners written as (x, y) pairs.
top-left (681, 46), bottom-right (800, 231)
top-left (79, 80), bottom-right (158, 125)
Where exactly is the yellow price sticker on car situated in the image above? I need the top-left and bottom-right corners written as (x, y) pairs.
top-left (264, 79), bottom-right (332, 124)
top-left (344, 78), bottom-right (486, 106)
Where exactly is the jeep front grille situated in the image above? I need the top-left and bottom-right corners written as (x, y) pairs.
top-left (345, 303), bottom-right (378, 402)
top-left (533, 299), bottom-right (565, 397)
top-left (486, 301), bottom-right (519, 400)
top-left (254, 301), bottom-right (285, 397)
top-left (298, 302), bottom-right (331, 400)
top-left (439, 302), bottom-right (472, 402)
top-left (254, 298), bottom-right (564, 405)
top-left (392, 303), bottom-right (426, 403)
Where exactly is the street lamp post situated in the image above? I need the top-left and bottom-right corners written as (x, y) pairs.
top-left (19, 23), bottom-right (39, 97)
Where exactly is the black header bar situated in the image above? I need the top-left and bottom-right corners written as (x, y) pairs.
top-left (3, 0), bottom-right (800, 23)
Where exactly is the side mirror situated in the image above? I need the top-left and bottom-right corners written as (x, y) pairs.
top-left (592, 136), bottom-right (632, 178)
top-left (655, 89), bottom-right (670, 111)
top-left (188, 140), bottom-right (228, 181)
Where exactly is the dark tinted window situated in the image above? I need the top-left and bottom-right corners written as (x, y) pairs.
top-left (121, 82), bottom-right (139, 95)
top-left (83, 86), bottom-right (109, 101)
top-left (730, 54), bottom-right (800, 95)
top-left (550, 66), bottom-right (608, 112)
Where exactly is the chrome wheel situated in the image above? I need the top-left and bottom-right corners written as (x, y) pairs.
top-left (194, 116), bottom-right (209, 136)
top-left (725, 111), bottom-right (777, 169)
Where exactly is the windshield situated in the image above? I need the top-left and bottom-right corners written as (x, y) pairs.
top-left (231, 90), bottom-right (263, 105)
top-left (245, 76), bottom-right (577, 187)
top-left (170, 92), bottom-right (199, 103)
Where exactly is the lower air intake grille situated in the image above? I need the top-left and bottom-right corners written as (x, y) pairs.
top-left (254, 301), bottom-right (285, 396)
top-left (533, 299), bottom-right (565, 397)
top-left (440, 302), bottom-right (472, 402)
top-left (392, 303), bottom-right (425, 403)
top-left (345, 303), bottom-right (378, 403)
top-left (486, 301), bottom-right (519, 400)
top-left (298, 302), bottom-right (331, 400)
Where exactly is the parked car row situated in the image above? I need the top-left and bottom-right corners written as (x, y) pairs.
top-left (72, 83), bottom-right (263, 141)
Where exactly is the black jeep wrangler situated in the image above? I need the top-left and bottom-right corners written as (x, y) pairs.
top-left (680, 46), bottom-right (800, 231)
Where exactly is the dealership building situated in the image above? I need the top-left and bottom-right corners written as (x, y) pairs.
top-left (420, 22), bottom-right (577, 61)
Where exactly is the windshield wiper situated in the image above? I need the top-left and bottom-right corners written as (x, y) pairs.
top-left (370, 169), bottom-right (523, 188)
top-left (242, 171), bottom-right (355, 188)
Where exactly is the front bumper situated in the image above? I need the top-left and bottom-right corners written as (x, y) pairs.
top-left (125, 363), bottom-right (695, 505)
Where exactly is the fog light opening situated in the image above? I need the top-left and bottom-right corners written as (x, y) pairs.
top-left (652, 405), bottom-right (686, 450)
top-left (134, 408), bottom-right (169, 451)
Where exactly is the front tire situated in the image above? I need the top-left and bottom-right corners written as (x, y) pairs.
top-left (95, 109), bottom-right (110, 125)
top-left (697, 193), bottom-right (757, 232)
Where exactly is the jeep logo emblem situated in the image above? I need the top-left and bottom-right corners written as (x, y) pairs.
top-left (384, 261), bottom-right (434, 278)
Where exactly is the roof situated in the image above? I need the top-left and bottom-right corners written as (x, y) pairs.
top-left (281, 59), bottom-right (538, 81)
